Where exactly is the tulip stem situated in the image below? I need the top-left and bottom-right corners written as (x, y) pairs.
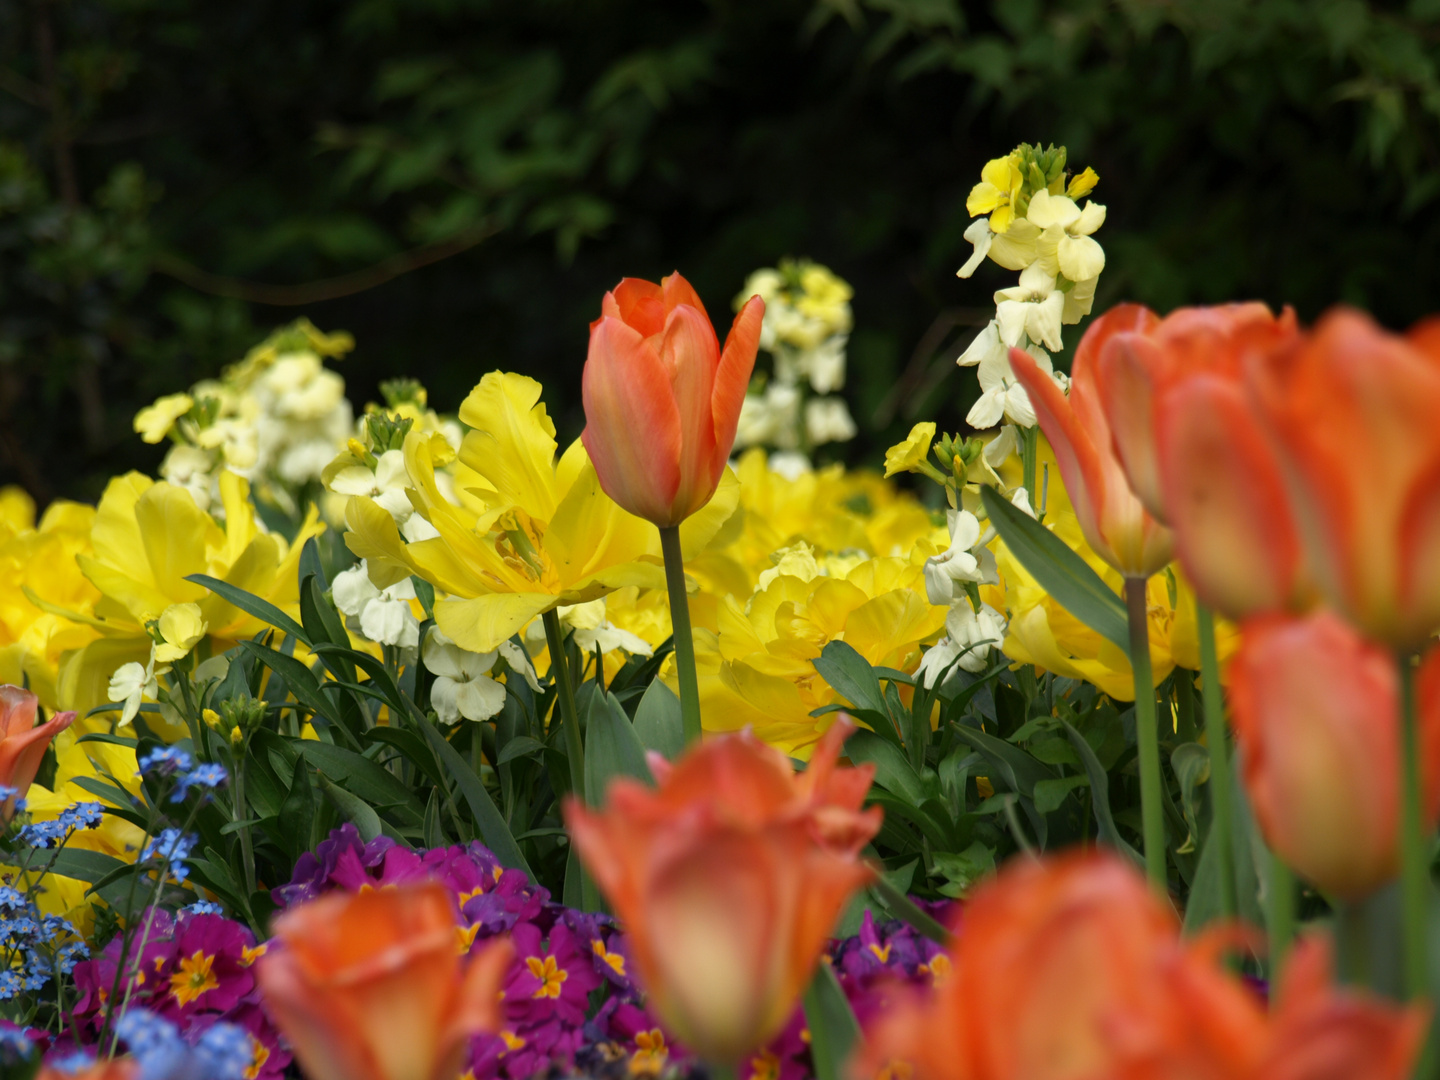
top-left (1021, 424), bottom-right (1039, 506)
top-left (543, 610), bottom-right (585, 804)
top-left (1266, 850), bottom-right (1295, 978)
top-left (1397, 651), bottom-right (1430, 1004)
top-left (1126, 576), bottom-right (1167, 891)
top-left (1197, 604), bottom-right (1236, 921)
top-left (660, 524), bottom-right (703, 746)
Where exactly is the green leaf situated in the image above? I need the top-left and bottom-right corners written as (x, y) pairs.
top-left (298, 742), bottom-right (424, 818)
top-left (980, 485), bottom-right (1128, 649)
top-left (186, 574), bottom-right (309, 645)
top-left (238, 641), bottom-right (354, 743)
top-left (496, 735), bottom-right (546, 766)
top-left (932, 841), bottom-right (996, 898)
top-left (868, 867), bottom-right (952, 945)
top-left (803, 961), bottom-right (862, 1080)
top-left (1183, 750), bottom-right (1264, 935)
top-left (362, 727), bottom-right (449, 790)
top-left (1062, 719), bottom-right (1143, 867)
top-left (632, 679), bottom-right (684, 760)
top-left (1033, 774), bottom-right (1089, 814)
top-left (813, 640), bottom-right (890, 717)
top-left (47, 849), bottom-right (130, 885)
top-left (317, 774), bottom-right (384, 842)
top-left (1171, 742), bottom-right (1212, 855)
top-left (585, 690), bottom-right (653, 803)
top-left (279, 755), bottom-right (317, 857)
top-left (75, 733), bottom-right (138, 749)
top-left (420, 719), bottom-right (533, 877)
top-left (424, 788), bottom-right (450, 849)
top-left (843, 729), bottom-right (929, 806)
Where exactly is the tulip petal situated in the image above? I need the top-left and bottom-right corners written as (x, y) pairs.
top-left (1096, 334), bottom-right (1168, 520)
top-left (661, 272), bottom-right (709, 323)
top-left (581, 316), bottom-right (684, 526)
top-left (661, 304), bottom-right (723, 519)
top-left (712, 296), bottom-right (765, 486)
top-left (435, 593), bottom-right (557, 655)
top-left (457, 372), bottom-right (561, 523)
top-left (607, 278), bottom-right (667, 336)
top-left (1157, 375), bottom-right (1304, 619)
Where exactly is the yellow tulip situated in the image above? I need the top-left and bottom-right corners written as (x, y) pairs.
top-left (344, 372), bottom-right (735, 654)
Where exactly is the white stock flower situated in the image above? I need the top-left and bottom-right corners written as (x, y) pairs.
top-left (160, 445), bottom-right (217, 512)
top-left (916, 602), bottom-right (1007, 687)
top-left (805, 397), bottom-right (857, 445)
top-left (108, 648), bottom-right (167, 725)
top-left (423, 627), bottom-right (505, 724)
top-left (957, 321), bottom-right (1004, 369)
top-left (966, 341), bottom-right (1053, 429)
top-left (767, 451), bottom-right (812, 481)
top-left (983, 424), bottom-right (1018, 467)
top-left (1026, 189), bottom-right (1107, 284)
top-left (994, 264), bottom-right (1066, 352)
top-left (924, 509), bottom-right (999, 605)
top-left (801, 335), bottom-right (848, 394)
top-left (332, 560), bottom-right (420, 650)
top-left (573, 622), bottom-right (654, 658)
top-left (328, 449), bottom-right (413, 522)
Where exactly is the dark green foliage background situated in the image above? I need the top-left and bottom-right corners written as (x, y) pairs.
top-left (4, 0), bottom-right (1438, 502)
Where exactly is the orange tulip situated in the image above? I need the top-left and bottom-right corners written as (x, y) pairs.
top-left (581, 272), bottom-right (764, 528)
top-left (39, 1061), bottom-right (137, 1080)
top-left (255, 882), bottom-right (513, 1080)
top-left (0, 684), bottom-right (74, 818)
top-left (1008, 305), bottom-right (1173, 577)
top-left (563, 719), bottom-right (880, 1065)
top-left (1094, 304), bottom-right (1307, 620)
top-left (857, 852), bottom-right (1425, 1080)
top-left (1250, 307), bottom-right (1440, 649)
top-left (1228, 611), bottom-right (1440, 898)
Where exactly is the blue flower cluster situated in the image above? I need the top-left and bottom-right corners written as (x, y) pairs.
top-left (44, 1008), bottom-right (253, 1080)
top-left (0, 899), bottom-right (88, 1001)
top-left (142, 829), bottom-right (197, 883)
top-left (137, 748), bottom-right (229, 804)
top-left (15, 800), bottom-right (105, 849)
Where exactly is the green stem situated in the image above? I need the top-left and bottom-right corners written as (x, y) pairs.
top-left (659, 524), bottom-right (702, 746)
top-left (1267, 850), bottom-right (1295, 978)
top-left (1197, 605), bottom-right (1236, 921)
top-left (234, 752), bottom-right (256, 902)
top-left (1398, 651), bottom-right (1430, 1002)
top-left (542, 610), bottom-right (585, 804)
top-left (1126, 576), bottom-right (1166, 891)
top-left (1021, 424), bottom-right (1039, 507)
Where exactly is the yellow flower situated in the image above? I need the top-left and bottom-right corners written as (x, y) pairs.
top-left (883, 423), bottom-right (937, 479)
top-left (0, 501), bottom-right (101, 709)
top-left (0, 487), bottom-right (35, 535)
top-left (153, 602), bottom-right (207, 662)
top-left (1066, 166), bottom-right (1099, 200)
top-left (54, 470), bottom-right (321, 719)
top-left (688, 550), bottom-right (945, 759)
top-left (794, 263), bottom-right (854, 337)
top-left (345, 372), bottom-right (736, 654)
top-left (134, 393), bottom-right (195, 444)
top-left (966, 155), bottom-right (1024, 233)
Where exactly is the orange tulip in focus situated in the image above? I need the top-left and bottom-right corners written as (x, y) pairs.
top-left (1095, 303), bottom-right (1307, 619)
top-left (1008, 305), bottom-right (1173, 578)
top-left (1251, 308), bottom-right (1440, 649)
top-left (255, 881), bottom-right (513, 1080)
top-left (0, 684), bottom-right (74, 818)
top-left (857, 852), bottom-right (1425, 1080)
top-left (1229, 612), bottom-right (1440, 899)
top-left (564, 719), bottom-right (881, 1065)
top-left (581, 273), bottom-right (764, 528)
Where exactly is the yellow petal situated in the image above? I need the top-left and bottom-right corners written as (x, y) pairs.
top-left (678, 466), bottom-right (741, 559)
top-left (435, 593), bottom-right (557, 654)
top-left (545, 460), bottom-right (654, 586)
top-left (457, 372), bottom-right (560, 522)
top-left (344, 496), bottom-right (420, 590)
top-left (989, 203), bottom-right (1015, 234)
top-left (883, 423), bottom-right (936, 478)
top-left (965, 181), bottom-right (1004, 217)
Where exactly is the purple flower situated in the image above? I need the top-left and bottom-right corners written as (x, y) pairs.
top-left (503, 920), bottom-right (602, 1026)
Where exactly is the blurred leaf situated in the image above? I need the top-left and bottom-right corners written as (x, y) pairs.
top-left (632, 679), bottom-right (684, 761)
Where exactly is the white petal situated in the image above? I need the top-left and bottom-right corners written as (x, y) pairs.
top-left (1011, 487), bottom-right (1037, 518)
top-left (332, 563), bottom-right (380, 617)
top-left (374, 488), bottom-right (414, 521)
top-left (402, 514), bottom-right (441, 542)
top-left (946, 509), bottom-right (981, 552)
top-left (328, 466), bottom-right (380, 497)
top-left (987, 218), bottom-right (1042, 271)
top-left (923, 560), bottom-right (957, 606)
top-left (1025, 291), bottom-right (1067, 352)
top-left (373, 450), bottom-right (409, 491)
top-left (993, 301), bottom-right (1030, 348)
top-left (1002, 384), bottom-right (1037, 428)
top-left (983, 424), bottom-right (1018, 466)
top-left (108, 662), bottom-right (145, 702)
top-left (431, 677), bottom-right (462, 725)
top-left (974, 546), bottom-right (1000, 586)
top-left (455, 676), bottom-right (507, 722)
top-left (360, 597), bottom-right (418, 647)
top-left (458, 647), bottom-right (499, 679)
top-left (498, 641), bottom-right (543, 691)
top-left (966, 386), bottom-right (1007, 429)
top-left (1074, 201), bottom-right (1107, 236)
top-left (1058, 234), bottom-right (1106, 283)
top-left (916, 637), bottom-right (962, 689)
top-left (957, 322), bottom-right (1003, 368)
top-left (423, 632), bottom-right (468, 681)
top-left (382, 577), bottom-right (417, 601)
top-left (956, 219), bottom-right (993, 279)
top-left (1025, 189), bottom-right (1082, 230)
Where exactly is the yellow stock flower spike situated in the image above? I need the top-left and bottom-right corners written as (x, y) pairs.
top-left (55, 469), bottom-right (321, 718)
top-left (884, 423), bottom-right (937, 478)
top-left (966, 155), bottom-right (1023, 233)
top-left (345, 372), bottom-right (737, 654)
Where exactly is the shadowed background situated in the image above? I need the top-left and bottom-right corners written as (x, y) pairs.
top-left (3, 0), bottom-right (1438, 503)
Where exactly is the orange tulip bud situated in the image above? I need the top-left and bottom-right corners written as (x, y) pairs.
top-left (857, 852), bottom-right (1425, 1080)
top-left (1008, 305), bottom-right (1173, 577)
top-left (0, 685), bottom-right (74, 819)
top-left (1251, 308), bottom-right (1440, 649)
top-left (255, 882), bottom-right (513, 1080)
top-left (1090, 302), bottom-right (1306, 619)
top-left (564, 719), bottom-right (880, 1065)
top-left (581, 273), bottom-right (764, 528)
top-left (1229, 612), bottom-right (1440, 898)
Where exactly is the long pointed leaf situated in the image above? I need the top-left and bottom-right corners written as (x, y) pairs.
top-left (980, 485), bottom-right (1127, 648)
top-left (420, 720), bottom-right (533, 878)
top-left (186, 574), bottom-right (310, 645)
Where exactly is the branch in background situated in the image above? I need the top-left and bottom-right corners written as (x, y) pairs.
top-left (151, 223), bottom-right (498, 306)
top-left (872, 307), bottom-right (990, 428)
